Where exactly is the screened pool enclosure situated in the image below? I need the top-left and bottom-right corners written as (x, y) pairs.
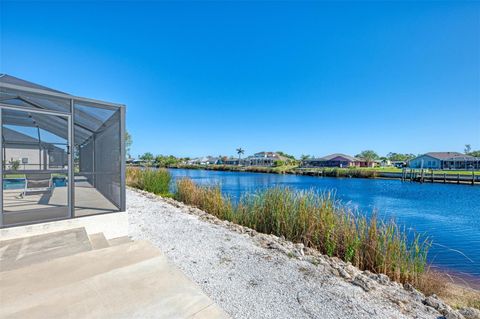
top-left (0, 74), bottom-right (125, 227)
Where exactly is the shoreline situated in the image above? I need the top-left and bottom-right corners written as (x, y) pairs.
top-left (162, 165), bottom-right (480, 186)
top-left (126, 167), bottom-right (480, 293)
top-left (171, 167), bottom-right (480, 290)
top-left (127, 188), bottom-right (479, 318)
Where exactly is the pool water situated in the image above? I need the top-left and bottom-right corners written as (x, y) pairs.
top-left (3, 177), bottom-right (67, 189)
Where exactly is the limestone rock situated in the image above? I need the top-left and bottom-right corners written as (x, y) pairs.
top-left (423, 295), bottom-right (465, 319)
top-left (459, 307), bottom-right (480, 319)
top-left (352, 274), bottom-right (377, 292)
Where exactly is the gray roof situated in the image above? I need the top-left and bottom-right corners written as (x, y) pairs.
top-left (0, 74), bottom-right (121, 146)
top-left (320, 153), bottom-right (360, 162)
top-left (0, 74), bottom-right (67, 94)
top-left (2, 127), bottom-right (64, 152)
top-left (2, 127), bottom-right (40, 144)
top-left (304, 153), bottom-right (366, 162)
top-left (421, 152), bottom-right (474, 160)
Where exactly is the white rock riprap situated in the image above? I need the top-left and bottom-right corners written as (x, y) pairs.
top-left (127, 188), bottom-right (459, 319)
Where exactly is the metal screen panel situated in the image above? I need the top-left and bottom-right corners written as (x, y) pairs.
top-left (74, 102), bottom-right (121, 215)
top-left (94, 110), bottom-right (121, 209)
top-left (1, 74), bottom-right (125, 227)
top-left (79, 137), bottom-right (94, 185)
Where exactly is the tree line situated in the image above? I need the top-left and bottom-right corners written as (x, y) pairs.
top-left (127, 132), bottom-right (480, 168)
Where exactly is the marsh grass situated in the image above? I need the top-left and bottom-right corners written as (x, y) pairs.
top-left (317, 167), bottom-right (378, 178)
top-left (172, 164), bottom-right (380, 178)
top-left (175, 178), bottom-right (430, 285)
top-left (127, 167), bottom-right (171, 196)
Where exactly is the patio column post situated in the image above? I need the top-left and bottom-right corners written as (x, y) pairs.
top-left (68, 99), bottom-right (75, 218)
top-left (120, 105), bottom-right (126, 212)
top-left (0, 107), bottom-right (3, 227)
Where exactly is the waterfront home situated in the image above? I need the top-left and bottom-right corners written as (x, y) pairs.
top-left (409, 152), bottom-right (480, 170)
top-left (391, 160), bottom-right (407, 168)
top-left (187, 156), bottom-right (221, 165)
top-left (378, 159), bottom-right (406, 168)
top-left (126, 158), bottom-right (147, 166)
top-left (225, 157), bottom-right (241, 165)
top-left (379, 159), bottom-right (391, 167)
top-left (186, 158), bottom-right (199, 165)
top-left (301, 153), bottom-right (375, 168)
top-left (244, 152), bottom-right (287, 167)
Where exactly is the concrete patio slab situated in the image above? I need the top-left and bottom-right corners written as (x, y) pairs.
top-left (89, 232), bottom-right (109, 249)
top-left (0, 232), bottom-right (229, 319)
top-left (0, 227), bottom-right (91, 271)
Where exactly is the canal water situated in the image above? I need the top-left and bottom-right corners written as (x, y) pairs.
top-left (169, 168), bottom-right (480, 284)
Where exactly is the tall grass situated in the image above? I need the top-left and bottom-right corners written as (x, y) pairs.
top-left (311, 167), bottom-right (378, 178)
top-left (172, 164), bottom-right (380, 178)
top-left (175, 178), bottom-right (430, 284)
top-left (127, 167), bottom-right (171, 196)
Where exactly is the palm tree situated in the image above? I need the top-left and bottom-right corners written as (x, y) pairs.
top-left (465, 144), bottom-right (472, 155)
top-left (300, 154), bottom-right (311, 161)
top-left (236, 147), bottom-right (245, 161)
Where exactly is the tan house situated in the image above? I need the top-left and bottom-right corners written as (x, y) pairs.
top-left (301, 153), bottom-right (375, 168)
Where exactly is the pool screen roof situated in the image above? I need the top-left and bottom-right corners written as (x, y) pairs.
top-left (0, 74), bottom-right (124, 146)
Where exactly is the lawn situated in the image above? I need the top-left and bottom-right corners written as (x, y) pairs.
top-left (297, 166), bottom-right (477, 176)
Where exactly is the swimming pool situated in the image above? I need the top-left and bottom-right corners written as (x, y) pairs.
top-left (3, 177), bottom-right (67, 189)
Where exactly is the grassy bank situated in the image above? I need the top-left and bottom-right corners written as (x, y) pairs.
top-left (171, 164), bottom-right (297, 174)
top-left (173, 178), bottom-right (480, 309)
top-left (127, 168), bottom-right (478, 309)
top-left (170, 164), bottom-right (477, 178)
top-left (175, 178), bottom-right (429, 285)
top-left (170, 164), bottom-right (380, 178)
top-left (126, 167), bottom-right (171, 196)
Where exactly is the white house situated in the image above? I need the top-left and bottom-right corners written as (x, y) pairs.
top-left (2, 127), bottom-right (66, 170)
top-left (244, 152), bottom-right (287, 167)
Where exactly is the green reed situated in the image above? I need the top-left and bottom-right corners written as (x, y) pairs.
top-left (175, 178), bottom-right (430, 284)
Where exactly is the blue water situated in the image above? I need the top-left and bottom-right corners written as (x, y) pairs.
top-left (169, 168), bottom-right (480, 282)
top-left (3, 177), bottom-right (67, 189)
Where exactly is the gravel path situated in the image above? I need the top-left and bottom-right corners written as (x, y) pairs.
top-left (127, 189), bottom-right (444, 319)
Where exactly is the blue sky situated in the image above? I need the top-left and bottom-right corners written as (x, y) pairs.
top-left (1, 1), bottom-right (479, 158)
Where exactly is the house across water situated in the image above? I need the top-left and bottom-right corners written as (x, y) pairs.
top-left (187, 156), bottom-right (221, 165)
top-left (408, 152), bottom-right (480, 170)
top-left (301, 153), bottom-right (376, 168)
top-left (244, 152), bottom-right (288, 167)
top-left (224, 157), bottom-right (241, 165)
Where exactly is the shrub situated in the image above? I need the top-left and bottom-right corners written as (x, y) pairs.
top-left (318, 167), bottom-right (378, 178)
top-left (126, 167), bottom-right (171, 196)
top-left (10, 160), bottom-right (20, 170)
top-left (273, 160), bottom-right (286, 167)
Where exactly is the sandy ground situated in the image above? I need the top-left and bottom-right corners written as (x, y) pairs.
top-left (127, 189), bottom-right (447, 319)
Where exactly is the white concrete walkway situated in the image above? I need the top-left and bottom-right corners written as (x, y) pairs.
top-left (0, 227), bottom-right (229, 318)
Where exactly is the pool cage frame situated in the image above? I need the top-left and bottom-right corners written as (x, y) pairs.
top-left (0, 75), bottom-right (126, 228)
